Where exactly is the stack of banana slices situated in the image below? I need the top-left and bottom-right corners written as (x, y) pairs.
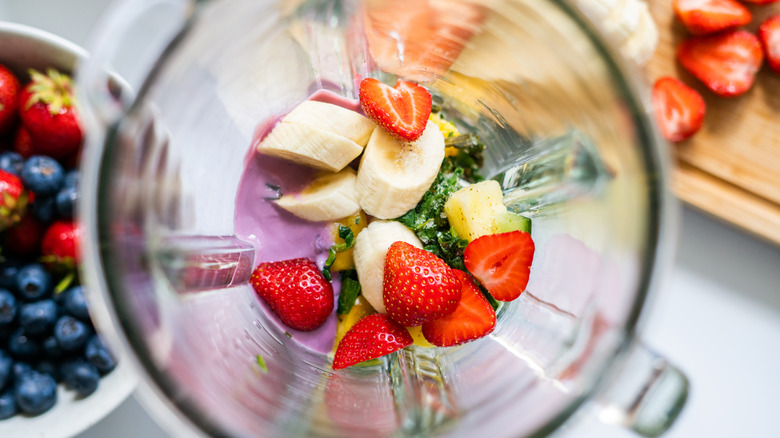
top-left (577, 0), bottom-right (658, 66)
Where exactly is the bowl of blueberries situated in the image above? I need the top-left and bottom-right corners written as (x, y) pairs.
top-left (0, 22), bottom-right (135, 437)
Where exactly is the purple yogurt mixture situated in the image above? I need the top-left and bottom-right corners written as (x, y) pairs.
top-left (234, 90), bottom-right (364, 354)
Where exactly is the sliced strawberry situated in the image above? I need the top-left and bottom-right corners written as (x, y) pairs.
top-left (421, 270), bottom-right (496, 347)
top-left (677, 30), bottom-right (764, 97)
top-left (383, 241), bottom-right (461, 327)
top-left (672, 0), bottom-right (751, 36)
top-left (0, 169), bottom-right (31, 231)
top-left (464, 230), bottom-right (534, 302)
top-left (332, 313), bottom-right (412, 370)
top-left (758, 15), bottom-right (780, 74)
top-left (250, 257), bottom-right (334, 331)
top-left (0, 64), bottom-right (20, 136)
top-left (652, 77), bottom-right (706, 142)
top-left (359, 78), bottom-right (432, 142)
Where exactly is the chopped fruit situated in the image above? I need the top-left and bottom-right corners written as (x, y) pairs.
top-left (444, 180), bottom-right (507, 242)
top-left (430, 111), bottom-right (462, 157)
top-left (758, 15), bottom-right (780, 74)
top-left (0, 170), bottom-right (31, 232)
top-left (0, 64), bottom-right (20, 136)
top-left (652, 77), bottom-right (706, 142)
top-left (41, 220), bottom-right (80, 267)
top-left (672, 0), bottom-right (751, 36)
top-left (250, 258), bottom-right (334, 331)
top-left (19, 69), bottom-right (83, 161)
top-left (4, 214), bottom-right (44, 256)
top-left (330, 211), bottom-right (368, 272)
top-left (677, 30), bottom-right (764, 97)
top-left (422, 270), bottom-right (496, 347)
top-left (359, 78), bottom-right (432, 142)
top-left (741, 0), bottom-right (779, 3)
top-left (406, 325), bottom-right (435, 348)
top-left (494, 210), bottom-right (532, 234)
top-left (332, 313), bottom-right (413, 370)
top-left (382, 241), bottom-right (461, 327)
top-left (274, 167), bottom-right (360, 222)
top-left (464, 231), bottom-right (535, 302)
top-left (333, 295), bottom-right (376, 353)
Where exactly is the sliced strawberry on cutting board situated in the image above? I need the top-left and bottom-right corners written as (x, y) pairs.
top-left (652, 77), bottom-right (706, 142)
top-left (672, 0), bottom-right (751, 36)
top-left (382, 241), bottom-right (461, 327)
top-left (677, 30), bottom-right (764, 97)
top-left (758, 14), bottom-right (780, 74)
top-left (359, 78), bottom-right (432, 142)
top-left (332, 313), bottom-right (412, 370)
top-left (0, 64), bottom-right (20, 136)
top-left (250, 257), bottom-right (334, 331)
top-left (464, 230), bottom-right (535, 302)
top-left (422, 270), bottom-right (496, 347)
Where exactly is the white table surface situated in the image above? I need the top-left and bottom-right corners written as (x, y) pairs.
top-left (2, 1), bottom-right (779, 437)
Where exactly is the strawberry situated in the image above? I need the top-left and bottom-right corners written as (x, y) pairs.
top-left (332, 313), bottom-right (412, 370)
top-left (13, 125), bottom-right (35, 158)
top-left (740, 0), bottom-right (778, 3)
top-left (18, 69), bottom-right (84, 161)
top-left (0, 169), bottom-right (31, 232)
top-left (250, 257), bottom-right (334, 331)
top-left (4, 214), bottom-right (44, 256)
top-left (463, 230), bottom-right (534, 302)
top-left (0, 64), bottom-right (20, 136)
top-left (421, 270), bottom-right (496, 347)
top-left (382, 241), bottom-right (461, 327)
top-left (758, 15), bottom-right (780, 74)
top-left (359, 78), bottom-right (432, 142)
top-left (672, 0), bottom-right (751, 36)
top-left (652, 77), bottom-right (706, 142)
top-left (41, 220), bottom-right (80, 266)
top-left (677, 30), bottom-right (764, 97)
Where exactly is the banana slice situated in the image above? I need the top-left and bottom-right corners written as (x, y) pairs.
top-left (257, 121), bottom-right (364, 172)
top-left (274, 167), bottom-right (360, 222)
top-left (284, 100), bottom-right (376, 146)
top-left (355, 121), bottom-right (445, 219)
top-left (352, 220), bottom-right (422, 313)
top-left (578, 0), bottom-right (658, 66)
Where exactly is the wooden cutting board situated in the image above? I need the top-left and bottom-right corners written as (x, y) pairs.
top-left (644, 2), bottom-right (780, 246)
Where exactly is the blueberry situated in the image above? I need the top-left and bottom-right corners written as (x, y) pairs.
top-left (15, 264), bottom-right (52, 301)
top-left (59, 286), bottom-right (89, 321)
top-left (63, 169), bottom-right (79, 189)
top-left (21, 156), bottom-right (65, 196)
top-left (0, 350), bottom-right (12, 390)
top-left (12, 362), bottom-right (32, 382)
top-left (8, 329), bottom-right (41, 360)
top-left (42, 336), bottom-right (63, 359)
top-left (31, 195), bottom-right (58, 223)
top-left (14, 370), bottom-right (57, 415)
top-left (0, 260), bottom-right (22, 291)
top-left (0, 289), bottom-right (17, 324)
top-left (0, 389), bottom-right (17, 419)
top-left (62, 360), bottom-right (99, 397)
top-left (19, 300), bottom-right (57, 336)
top-left (85, 335), bottom-right (117, 374)
top-left (34, 360), bottom-right (61, 382)
top-left (55, 185), bottom-right (78, 219)
top-left (0, 152), bottom-right (24, 176)
top-left (54, 315), bottom-right (90, 352)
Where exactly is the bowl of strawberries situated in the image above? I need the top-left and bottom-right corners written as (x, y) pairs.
top-left (0, 22), bottom-right (135, 437)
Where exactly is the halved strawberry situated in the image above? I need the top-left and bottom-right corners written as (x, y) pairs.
top-left (0, 64), bottom-right (20, 136)
top-left (464, 230), bottom-right (534, 302)
top-left (250, 258), bottom-right (334, 331)
top-left (652, 77), bottom-right (706, 142)
top-left (758, 15), bottom-right (780, 74)
top-left (672, 0), bottom-right (751, 36)
top-left (0, 169), bottom-right (31, 232)
top-left (332, 313), bottom-right (412, 370)
top-left (383, 241), bottom-right (461, 327)
top-left (421, 270), bottom-right (496, 347)
top-left (677, 30), bottom-right (764, 97)
top-left (359, 78), bottom-right (432, 142)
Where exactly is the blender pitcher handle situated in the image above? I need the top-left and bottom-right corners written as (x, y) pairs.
top-left (76, 0), bottom-right (194, 126)
top-left (595, 339), bottom-right (689, 437)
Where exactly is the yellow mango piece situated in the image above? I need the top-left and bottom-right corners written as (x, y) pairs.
top-left (406, 325), bottom-right (435, 348)
top-left (333, 295), bottom-right (376, 353)
top-left (330, 210), bottom-right (368, 271)
top-left (444, 180), bottom-right (507, 242)
top-left (429, 112), bottom-right (461, 157)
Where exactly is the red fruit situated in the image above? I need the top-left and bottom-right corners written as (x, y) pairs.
top-left (250, 258), bottom-right (334, 331)
top-left (18, 68), bottom-right (84, 161)
top-left (382, 241), bottom-right (461, 327)
top-left (673, 0), bottom-right (751, 36)
top-left (359, 78), bottom-right (432, 142)
top-left (0, 169), bottom-right (31, 231)
top-left (652, 77), bottom-right (706, 143)
top-left (0, 64), bottom-right (20, 136)
top-left (464, 230), bottom-right (535, 302)
top-left (41, 221), bottom-right (81, 266)
top-left (13, 125), bottom-right (34, 158)
top-left (421, 270), bottom-right (496, 347)
top-left (677, 30), bottom-right (764, 97)
top-left (758, 15), bottom-right (780, 74)
top-left (4, 214), bottom-right (44, 256)
top-left (332, 313), bottom-right (412, 370)
top-left (740, 0), bottom-right (778, 3)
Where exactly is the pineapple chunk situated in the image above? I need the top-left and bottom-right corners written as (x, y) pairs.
top-left (406, 326), bottom-right (435, 348)
top-left (330, 210), bottom-right (368, 271)
top-left (444, 180), bottom-right (507, 242)
top-left (333, 295), bottom-right (376, 353)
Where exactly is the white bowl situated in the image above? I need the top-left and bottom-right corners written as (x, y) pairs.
top-left (0, 22), bottom-right (136, 438)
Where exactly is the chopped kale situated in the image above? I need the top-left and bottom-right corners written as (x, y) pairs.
top-left (322, 225), bottom-right (355, 281)
top-left (337, 270), bottom-right (361, 315)
top-left (443, 134), bottom-right (485, 183)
